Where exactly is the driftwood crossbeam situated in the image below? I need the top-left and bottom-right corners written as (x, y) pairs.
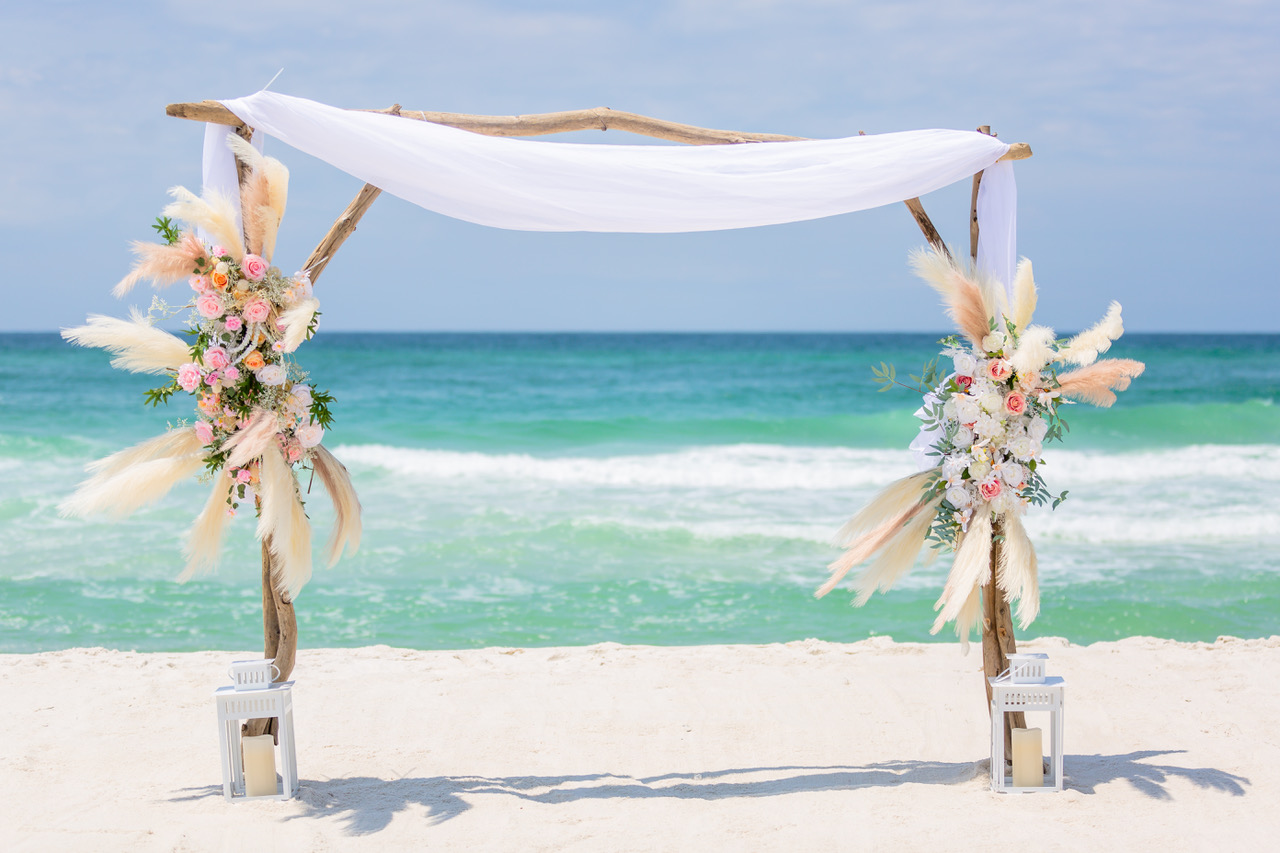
top-left (166, 99), bottom-right (1033, 746)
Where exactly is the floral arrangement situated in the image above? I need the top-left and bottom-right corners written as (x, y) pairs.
top-left (60, 136), bottom-right (360, 596)
top-left (816, 247), bottom-right (1144, 648)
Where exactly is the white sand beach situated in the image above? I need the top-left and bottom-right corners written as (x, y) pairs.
top-left (3, 636), bottom-right (1278, 852)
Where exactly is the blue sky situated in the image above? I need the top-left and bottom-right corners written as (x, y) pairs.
top-left (2, 1), bottom-right (1277, 331)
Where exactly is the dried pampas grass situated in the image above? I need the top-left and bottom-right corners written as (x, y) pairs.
top-left (59, 429), bottom-right (204, 518)
top-left (163, 187), bottom-right (245, 261)
top-left (931, 509), bottom-right (992, 635)
top-left (998, 514), bottom-right (1040, 629)
top-left (112, 231), bottom-right (209, 297)
top-left (817, 470), bottom-right (936, 598)
top-left (1057, 358), bottom-right (1146, 407)
top-left (179, 474), bottom-right (235, 581)
top-left (952, 585), bottom-right (983, 654)
top-left (1009, 259), bottom-right (1037, 333)
top-left (222, 409), bottom-right (280, 470)
top-left (850, 496), bottom-right (940, 605)
top-left (257, 445), bottom-right (313, 597)
top-left (1057, 301), bottom-right (1124, 366)
top-left (311, 445), bottom-right (363, 566)
top-left (278, 298), bottom-right (319, 353)
top-left (227, 134), bottom-right (289, 262)
top-left (62, 312), bottom-right (190, 375)
top-left (909, 247), bottom-right (993, 348)
top-left (1008, 325), bottom-right (1057, 378)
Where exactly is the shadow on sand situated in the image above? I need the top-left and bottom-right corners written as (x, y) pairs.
top-left (170, 750), bottom-right (1247, 834)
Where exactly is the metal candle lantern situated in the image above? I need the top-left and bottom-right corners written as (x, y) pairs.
top-left (214, 659), bottom-right (298, 800)
top-left (990, 653), bottom-right (1065, 793)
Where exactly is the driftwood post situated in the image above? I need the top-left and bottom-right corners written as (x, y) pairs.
top-left (971, 125), bottom-right (1026, 758)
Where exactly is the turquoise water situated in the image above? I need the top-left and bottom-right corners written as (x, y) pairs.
top-left (1, 332), bottom-right (1277, 652)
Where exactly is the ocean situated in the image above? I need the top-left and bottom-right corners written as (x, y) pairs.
top-left (1, 332), bottom-right (1277, 653)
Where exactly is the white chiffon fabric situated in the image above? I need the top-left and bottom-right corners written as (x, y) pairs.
top-left (213, 91), bottom-right (1014, 241)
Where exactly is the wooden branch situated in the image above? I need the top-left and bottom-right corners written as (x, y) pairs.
top-left (969, 125), bottom-right (993, 263)
top-left (982, 518), bottom-right (1026, 759)
top-left (166, 99), bottom-right (1032, 156)
top-left (902, 198), bottom-right (953, 261)
top-left (302, 183), bottom-right (383, 286)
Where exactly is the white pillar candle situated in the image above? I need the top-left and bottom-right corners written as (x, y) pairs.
top-left (1011, 727), bottom-right (1043, 788)
top-left (242, 734), bottom-right (277, 797)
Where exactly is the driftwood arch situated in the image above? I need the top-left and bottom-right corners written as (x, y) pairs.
top-left (166, 99), bottom-right (1032, 741)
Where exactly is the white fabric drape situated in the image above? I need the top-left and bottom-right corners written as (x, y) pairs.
top-left (975, 160), bottom-right (1018, 297)
top-left (213, 91), bottom-right (1014, 236)
top-left (199, 123), bottom-right (262, 245)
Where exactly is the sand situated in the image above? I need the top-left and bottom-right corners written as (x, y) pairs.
top-left (3, 636), bottom-right (1278, 852)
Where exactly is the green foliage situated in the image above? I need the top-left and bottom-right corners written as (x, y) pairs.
top-left (309, 389), bottom-right (337, 429)
top-left (151, 216), bottom-right (182, 245)
top-left (144, 380), bottom-right (179, 408)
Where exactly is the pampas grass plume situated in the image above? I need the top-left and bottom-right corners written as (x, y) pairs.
top-left (998, 515), bottom-right (1040, 629)
top-left (312, 445), bottom-right (363, 566)
top-left (1009, 325), bottom-right (1057, 378)
top-left (62, 312), bottom-right (190, 375)
top-left (222, 409), bottom-right (280, 470)
top-left (180, 474), bottom-right (234, 581)
top-left (931, 510), bottom-right (992, 634)
top-left (1057, 358), bottom-right (1146, 407)
top-left (1009, 259), bottom-right (1037, 332)
top-left (163, 187), bottom-right (245, 260)
top-left (278, 299), bottom-right (319, 353)
top-left (1058, 301), bottom-right (1124, 366)
top-left (256, 445), bottom-right (313, 597)
top-left (852, 497), bottom-right (939, 605)
top-left (909, 247), bottom-right (992, 347)
top-left (60, 433), bottom-right (203, 519)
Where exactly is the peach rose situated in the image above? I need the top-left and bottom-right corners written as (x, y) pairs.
top-left (210, 270), bottom-right (229, 290)
top-left (243, 350), bottom-right (266, 371)
top-left (979, 478), bottom-right (1003, 501)
top-left (241, 254), bottom-right (269, 282)
top-left (987, 358), bottom-right (1012, 382)
top-left (242, 299), bottom-right (271, 324)
top-left (1004, 391), bottom-right (1027, 416)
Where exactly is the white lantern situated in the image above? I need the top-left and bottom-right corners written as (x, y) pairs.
top-left (989, 654), bottom-right (1064, 793)
top-left (214, 659), bottom-right (298, 800)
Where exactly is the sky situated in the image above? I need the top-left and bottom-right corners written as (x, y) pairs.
top-left (1, 0), bottom-right (1277, 332)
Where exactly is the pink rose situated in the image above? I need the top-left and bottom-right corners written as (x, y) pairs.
top-left (236, 469), bottom-right (252, 484)
top-left (189, 275), bottom-right (210, 293)
top-left (224, 366), bottom-right (240, 381)
top-left (204, 346), bottom-right (230, 370)
top-left (287, 444), bottom-right (303, 463)
top-left (242, 299), bottom-right (271, 324)
top-left (987, 358), bottom-right (1012, 382)
top-left (176, 362), bottom-right (203, 393)
top-left (224, 316), bottom-right (243, 332)
top-left (979, 478), bottom-right (1003, 501)
top-left (955, 375), bottom-right (973, 391)
top-left (211, 245), bottom-right (227, 257)
top-left (204, 371), bottom-right (219, 386)
top-left (241, 254), bottom-right (269, 282)
top-left (1004, 391), bottom-right (1027, 416)
top-left (196, 294), bottom-right (225, 319)
top-left (194, 421), bottom-right (214, 445)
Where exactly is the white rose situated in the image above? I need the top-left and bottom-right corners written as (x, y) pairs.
top-left (955, 396), bottom-right (981, 423)
top-left (978, 388), bottom-right (1002, 414)
top-left (1028, 417), bottom-right (1049, 442)
top-left (945, 485), bottom-right (973, 508)
top-left (942, 397), bottom-right (958, 420)
top-left (981, 331), bottom-right (1006, 353)
top-left (954, 426), bottom-right (975, 449)
top-left (1007, 435), bottom-right (1036, 461)
top-left (295, 421), bottom-right (324, 448)
top-left (968, 458), bottom-right (992, 481)
top-left (953, 352), bottom-right (978, 377)
top-left (255, 364), bottom-right (287, 386)
top-left (1001, 462), bottom-right (1025, 487)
